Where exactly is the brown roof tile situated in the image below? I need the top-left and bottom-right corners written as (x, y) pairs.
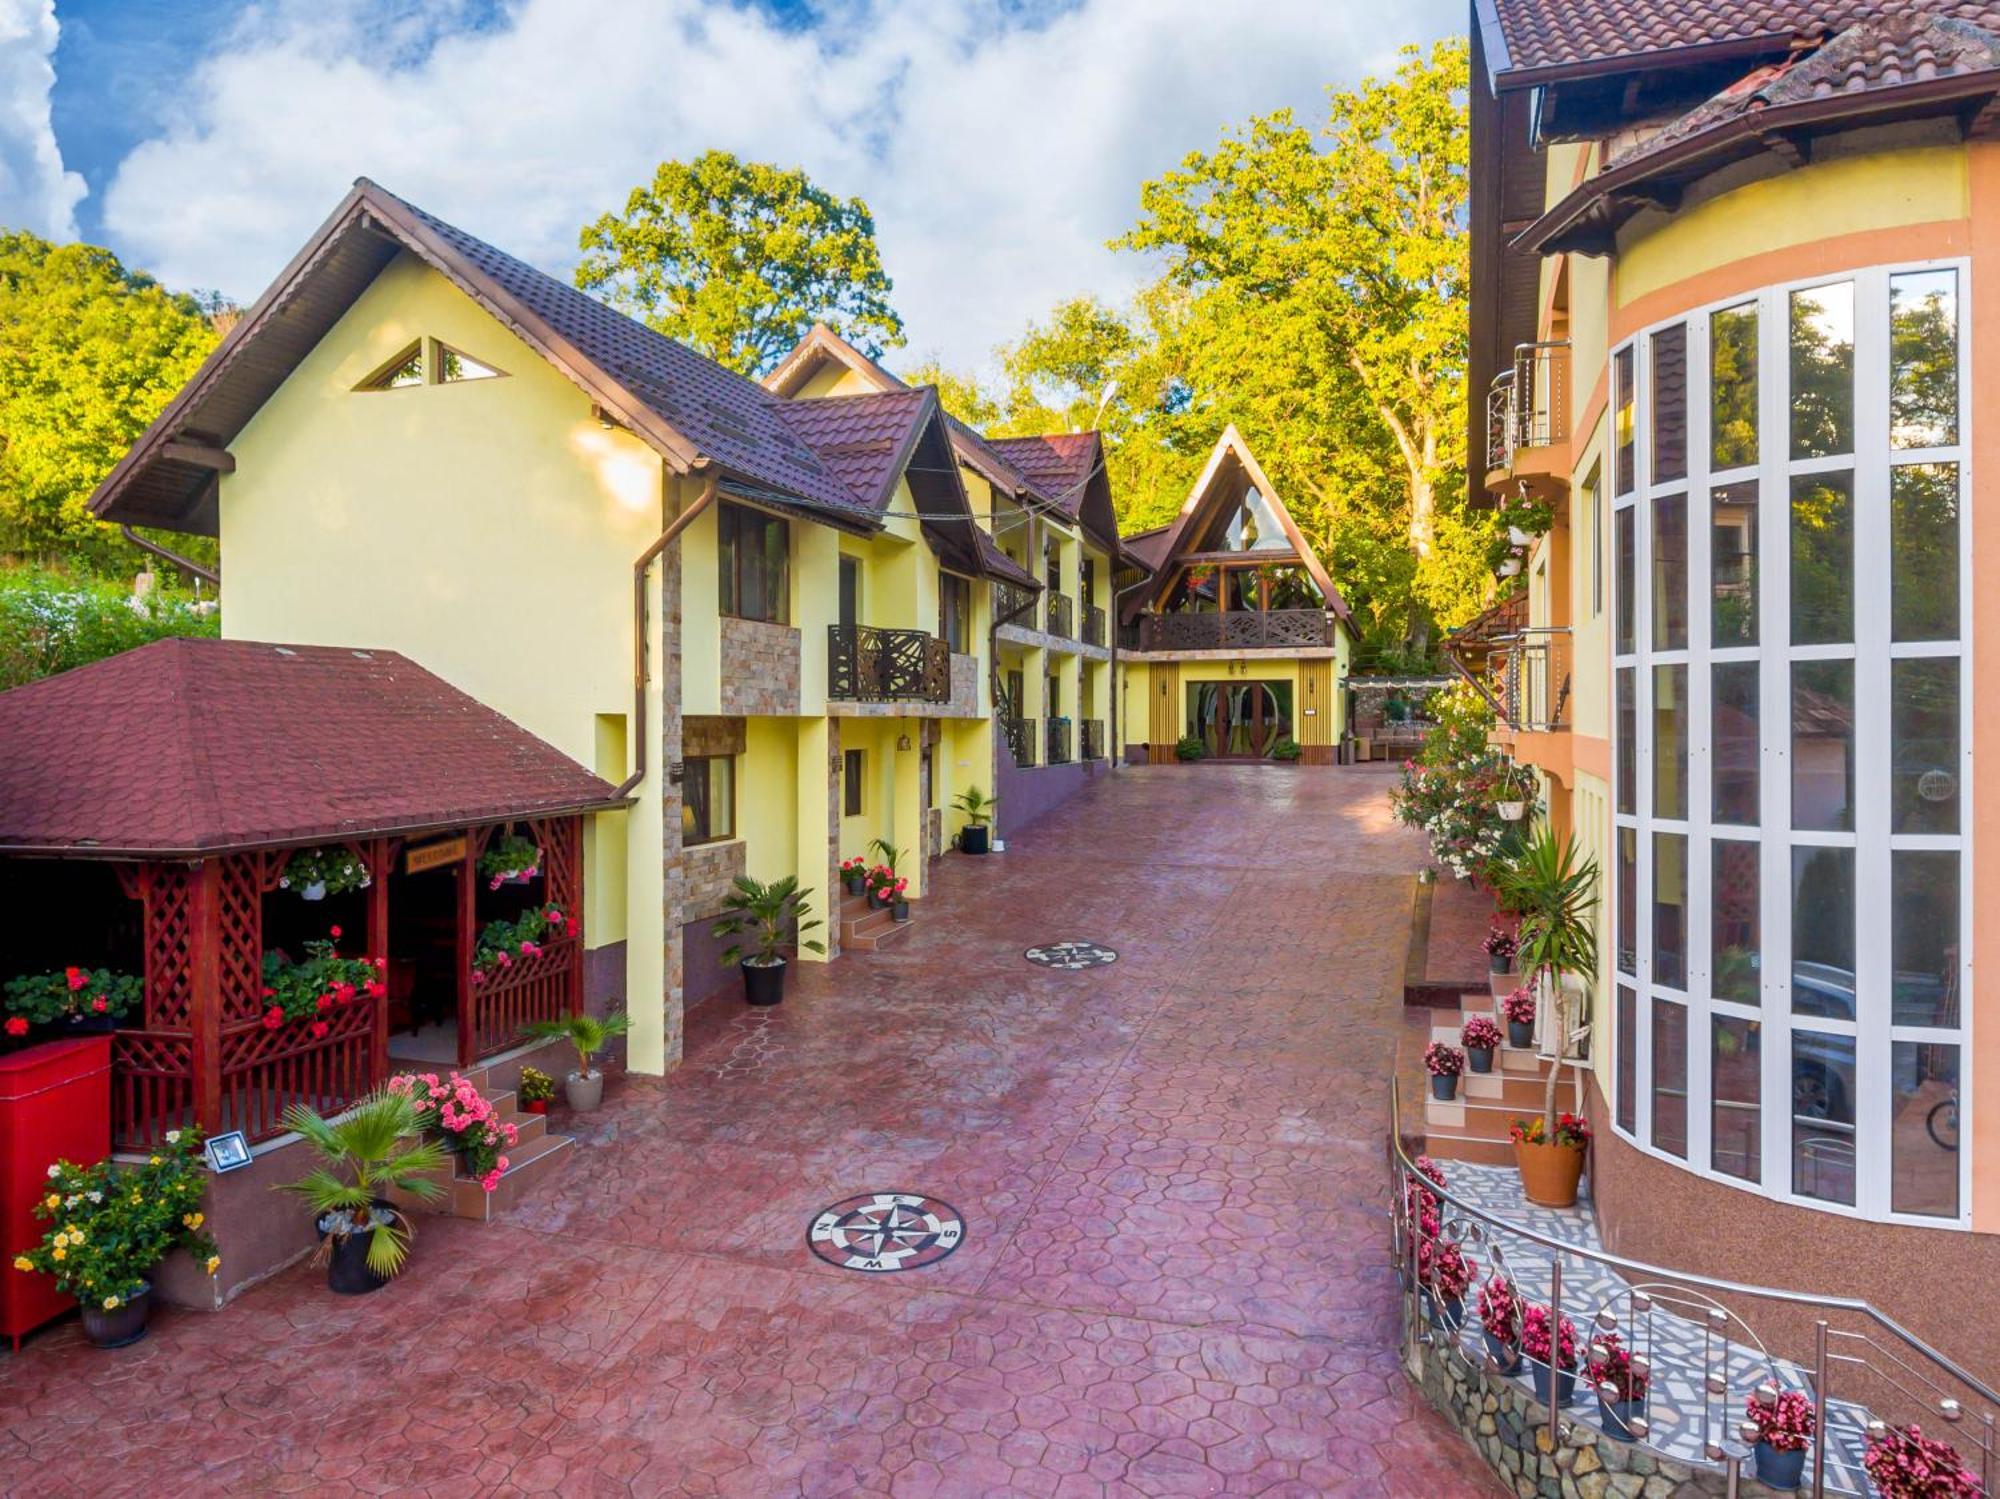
top-left (985, 433), bottom-right (1101, 519)
top-left (0, 638), bottom-right (622, 857)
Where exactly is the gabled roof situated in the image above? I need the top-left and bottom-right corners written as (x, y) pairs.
top-left (1120, 523), bottom-right (1174, 573)
top-left (89, 180), bottom-right (978, 551)
top-left (0, 638), bottom-right (625, 858)
top-left (1124, 425), bottom-right (1354, 635)
top-left (984, 432), bottom-right (1121, 553)
top-left (1520, 12), bottom-right (2000, 253)
top-left (1482, 0), bottom-right (2000, 86)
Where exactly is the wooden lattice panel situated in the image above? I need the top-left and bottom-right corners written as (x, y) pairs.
top-left (217, 852), bottom-right (268, 1025)
top-left (531, 816), bottom-right (583, 915)
top-left (111, 1029), bottom-right (195, 1150)
top-left (140, 863), bottom-right (195, 1031)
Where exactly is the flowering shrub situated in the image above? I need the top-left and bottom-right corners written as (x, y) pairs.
top-left (474, 902), bottom-right (579, 980)
top-left (1745, 1390), bottom-right (1817, 1453)
top-left (3, 965), bottom-right (142, 1031)
top-left (865, 866), bottom-right (909, 904)
top-left (12, 1128), bottom-right (219, 1309)
top-left (1423, 1042), bottom-right (1465, 1077)
top-left (479, 833), bottom-right (542, 888)
top-left (1586, 1332), bottom-right (1648, 1402)
top-left (517, 1066), bottom-right (556, 1106)
top-left (1405, 1156), bottom-right (1446, 1238)
top-left (1462, 1015), bottom-right (1502, 1051)
top-left (278, 845), bottom-right (371, 897)
top-left (840, 856), bottom-right (866, 884)
top-left (1482, 924), bottom-right (1518, 963)
top-left (1476, 1273), bottom-right (1521, 1342)
top-left (1862, 1424), bottom-right (1982, 1498)
top-left (388, 1072), bottom-right (519, 1192)
top-left (1416, 1236), bottom-right (1473, 1300)
top-left (261, 931), bottom-right (383, 1035)
top-left (1511, 1112), bottom-right (1591, 1148)
top-left (1520, 1304), bottom-right (1578, 1370)
top-left (1502, 987), bottom-right (1537, 1026)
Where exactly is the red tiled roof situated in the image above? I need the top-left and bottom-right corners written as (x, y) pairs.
top-left (985, 433), bottom-right (1101, 519)
top-left (0, 638), bottom-right (624, 857)
top-left (975, 530), bottom-right (1040, 590)
top-left (773, 389), bottom-right (934, 514)
top-left (1486, 0), bottom-right (2000, 79)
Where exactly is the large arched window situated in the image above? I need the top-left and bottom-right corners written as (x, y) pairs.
top-left (1611, 260), bottom-right (1969, 1225)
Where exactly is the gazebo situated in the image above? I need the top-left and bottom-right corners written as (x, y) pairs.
top-left (0, 638), bottom-right (626, 1149)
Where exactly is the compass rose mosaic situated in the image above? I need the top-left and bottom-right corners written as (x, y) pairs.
top-left (1023, 940), bottom-right (1119, 970)
top-left (808, 1192), bottom-right (965, 1274)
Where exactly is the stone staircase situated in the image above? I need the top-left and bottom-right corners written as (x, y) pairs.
top-left (386, 1059), bottom-right (574, 1221)
top-left (1420, 987), bottom-right (1584, 1166)
top-left (838, 890), bottom-right (914, 953)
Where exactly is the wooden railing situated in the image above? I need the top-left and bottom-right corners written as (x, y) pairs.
top-left (827, 625), bottom-right (952, 703)
top-left (220, 997), bottom-right (378, 1145)
top-left (465, 935), bottom-right (581, 1060)
top-left (111, 1029), bottom-right (195, 1151)
top-left (1131, 609), bottom-right (1333, 651)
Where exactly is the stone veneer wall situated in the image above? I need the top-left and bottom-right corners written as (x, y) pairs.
top-left (683, 839), bottom-right (746, 920)
top-left (1404, 1314), bottom-right (1792, 1499)
top-left (719, 617), bottom-right (801, 715)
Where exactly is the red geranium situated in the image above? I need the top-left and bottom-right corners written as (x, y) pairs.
top-left (3, 1017), bottom-right (27, 1037)
top-left (1863, 1424), bottom-right (1982, 1498)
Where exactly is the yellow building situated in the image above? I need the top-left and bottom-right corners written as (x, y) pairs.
top-left (1117, 427), bottom-right (1356, 764)
top-left (1468, 0), bottom-right (1997, 1365)
top-left (88, 178), bottom-right (1116, 1076)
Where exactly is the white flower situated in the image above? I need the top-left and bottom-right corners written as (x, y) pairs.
top-left (46, 1166), bottom-right (59, 1179)
top-left (86, 1191), bottom-right (102, 1204)
top-left (165, 1130), bottom-right (181, 1145)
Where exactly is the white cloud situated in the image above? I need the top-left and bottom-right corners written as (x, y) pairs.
top-left (99, 0), bottom-right (1458, 373)
top-left (0, 0), bottom-right (85, 239)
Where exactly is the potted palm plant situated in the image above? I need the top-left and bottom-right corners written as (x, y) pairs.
top-left (278, 1090), bottom-right (446, 1295)
top-left (1492, 825), bottom-right (1599, 1208)
top-left (711, 876), bottom-right (825, 1007)
top-left (951, 787), bottom-right (997, 855)
top-left (521, 1010), bottom-right (633, 1111)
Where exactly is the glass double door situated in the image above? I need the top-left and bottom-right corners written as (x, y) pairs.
top-left (1188, 680), bottom-right (1293, 759)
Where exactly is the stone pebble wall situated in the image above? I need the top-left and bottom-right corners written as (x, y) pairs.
top-left (719, 617), bottom-right (801, 715)
top-left (1405, 1314), bottom-right (1796, 1499)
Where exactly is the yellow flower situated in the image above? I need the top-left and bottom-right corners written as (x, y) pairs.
top-left (205, 1256), bottom-right (220, 1275)
top-left (50, 1247), bottom-right (64, 1262)
top-left (148, 1156), bottom-right (161, 1166)
top-left (130, 1191), bottom-right (141, 1203)
top-left (183, 1212), bottom-right (204, 1229)
top-left (43, 1194), bottom-right (58, 1210)
top-left (101, 1295), bottom-right (120, 1310)
top-left (10, 1256), bottom-right (31, 1272)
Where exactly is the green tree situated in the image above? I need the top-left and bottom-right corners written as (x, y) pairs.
top-left (0, 232), bottom-right (219, 573)
top-left (575, 150), bottom-right (904, 377)
top-left (899, 357), bottom-right (1002, 430)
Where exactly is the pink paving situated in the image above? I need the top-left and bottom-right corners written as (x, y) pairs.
top-left (0, 764), bottom-right (1500, 1497)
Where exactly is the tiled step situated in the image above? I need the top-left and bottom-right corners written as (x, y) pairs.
top-left (448, 1132), bottom-right (573, 1219)
top-left (839, 891), bottom-right (915, 951)
top-left (847, 917), bottom-right (914, 952)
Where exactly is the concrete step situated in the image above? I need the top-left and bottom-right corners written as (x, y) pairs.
top-left (841, 905), bottom-right (893, 940)
top-left (847, 917), bottom-right (915, 952)
top-left (1420, 1127), bottom-right (1521, 1167)
top-left (446, 1131), bottom-right (574, 1219)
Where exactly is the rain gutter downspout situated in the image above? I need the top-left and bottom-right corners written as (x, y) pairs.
top-left (121, 525), bottom-right (220, 588)
top-left (615, 473), bottom-right (720, 798)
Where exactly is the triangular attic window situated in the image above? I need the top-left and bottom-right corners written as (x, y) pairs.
top-left (437, 343), bottom-right (504, 383)
top-left (358, 341), bottom-right (425, 391)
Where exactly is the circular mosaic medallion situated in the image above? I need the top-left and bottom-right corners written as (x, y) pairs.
top-left (1024, 940), bottom-right (1119, 970)
top-left (808, 1192), bottom-right (965, 1274)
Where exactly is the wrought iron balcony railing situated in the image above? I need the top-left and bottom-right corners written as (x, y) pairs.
top-left (1079, 719), bottom-right (1105, 761)
top-left (1131, 609), bottom-right (1332, 652)
top-left (1046, 716), bottom-right (1073, 766)
top-left (1082, 605), bottom-right (1107, 647)
top-left (1489, 626), bottom-right (1571, 732)
top-left (1046, 593), bottom-right (1074, 639)
top-left (1005, 716), bottom-right (1036, 768)
top-left (1485, 340), bottom-right (1570, 474)
top-left (993, 579), bottom-right (1038, 628)
top-left (826, 624), bottom-right (952, 704)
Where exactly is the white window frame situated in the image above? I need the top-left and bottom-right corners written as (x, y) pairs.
top-left (1609, 257), bottom-right (1973, 1228)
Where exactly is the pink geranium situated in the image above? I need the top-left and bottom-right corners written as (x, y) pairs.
top-left (1863, 1425), bottom-right (1982, 1498)
top-left (1520, 1305), bottom-right (1578, 1370)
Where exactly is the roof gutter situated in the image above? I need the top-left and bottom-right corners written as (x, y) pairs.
top-left (121, 525), bottom-right (220, 588)
top-left (616, 472), bottom-right (721, 799)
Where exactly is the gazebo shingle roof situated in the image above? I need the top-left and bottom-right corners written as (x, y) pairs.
top-left (0, 638), bottom-right (624, 858)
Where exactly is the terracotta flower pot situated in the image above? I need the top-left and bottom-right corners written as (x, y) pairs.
top-left (1514, 1137), bottom-right (1587, 1207)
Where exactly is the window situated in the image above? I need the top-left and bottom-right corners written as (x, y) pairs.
top-left (682, 757), bottom-right (735, 847)
top-left (1610, 261), bottom-right (1969, 1224)
top-left (842, 749), bottom-right (863, 817)
top-left (1587, 466), bottom-right (1604, 618)
top-left (356, 338), bottom-right (505, 390)
top-left (358, 341), bottom-right (425, 391)
top-left (436, 342), bottom-right (503, 382)
top-left (719, 503), bottom-right (790, 624)
top-left (939, 573), bottom-right (972, 653)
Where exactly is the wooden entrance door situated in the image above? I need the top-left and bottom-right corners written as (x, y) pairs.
top-left (1191, 681), bottom-right (1289, 758)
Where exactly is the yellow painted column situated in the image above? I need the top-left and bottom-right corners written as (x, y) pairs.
top-left (893, 718), bottom-right (924, 898)
top-left (625, 551), bottom-right (669, 1074)
top-left (795, 715), bottom-right (834, 962)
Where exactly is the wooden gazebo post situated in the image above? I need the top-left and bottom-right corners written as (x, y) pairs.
top-left (185, 858), bottom-right (225, 1139)
top-left (363, 839), bottom-right (394, 1086)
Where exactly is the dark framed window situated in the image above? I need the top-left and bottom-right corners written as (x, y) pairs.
top-left (843, 749), bottom-right (864, 817)
top-left (939, 573), bottom-right (972, 653)
top-left (719, 502), bottom-right (790, 624)
top-left (682, 756), bottom-right (735, 847)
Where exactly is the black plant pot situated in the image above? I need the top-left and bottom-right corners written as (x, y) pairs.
top-left (1754, 1442), bottom-right (1807, 1489)
top-left (1489, 953), bottom-right (1512, 975)
top-left (1599, 1395), bottom-right (1645, 1441)
top-left (844, 874), bottom-right (864, 896)
top-left (1430, 1073), bottom-right (1459, 1102)
top-left (868, 890), bottom-right (888, 909)
top-left (892, 900), bottom-right (910, 922)
top-left (322, 1205), bottom-right (392, 1296)
top-left (960, 825), bottom-right (990, 856)
top-left (1483, 1331), bottom-right (1521, 1373)
top-left (1421, 1292), bottom-right (1463, 1329)
top-left (742, 957), bottom-right (787, 1007)
top-left (1467, 1046), bottom-right (1495, 1074)
top-left (1508, 1020), bottom-right (1535, 1048)
top-left (80, 1283), bottom-right (151, 1347)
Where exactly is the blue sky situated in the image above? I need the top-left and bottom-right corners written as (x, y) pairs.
top-left (12, 0), bottom-right (1459, 371)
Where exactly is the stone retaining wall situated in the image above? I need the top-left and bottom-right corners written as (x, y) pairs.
top-left (1404, 1310), bottom-right (1795, 1499)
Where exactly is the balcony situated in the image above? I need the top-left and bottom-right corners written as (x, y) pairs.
top-left (1046, 593), bottom-right (1074, 639)
top-left (827, 624), bottom-right (952, 704)
top-left (1079, 719), bottom-right (1105, 761)
top-left (1484, 340), bottom-right (1570, 500)
top-left (1046, 716), bottom-right (1073, 766)
top-left (1082, 605), bottom-right (1107, 647)
top-left (1004, 716), bottom-right (1037, 768)
top-left (993, 579), bottom-right (1038, 628)
top-left (1129, 610), bottom-right (1333, 652)
top-left (1489, 627), bottom-right (1571, 733)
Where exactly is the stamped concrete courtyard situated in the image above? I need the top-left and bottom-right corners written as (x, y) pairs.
top-left (0, 764), bottom-right (1496, 1497)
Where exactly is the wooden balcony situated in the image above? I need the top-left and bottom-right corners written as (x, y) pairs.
top-left (993, 579), bottom-right (1038, 627)
top-left (827, 625), bottom-right (952, 704)
top-left (1129, 610), bottom-right (1333, 652)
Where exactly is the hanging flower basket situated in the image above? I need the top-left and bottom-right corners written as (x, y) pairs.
top-left (479, 834), bottom-right (542, 890)
top-left (1497, 799), bottom-right (1527, 821)
top-left (278, 846), bottom-right (372, 902)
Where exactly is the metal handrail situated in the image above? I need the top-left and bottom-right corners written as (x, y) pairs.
top-left (1485, 340), bottom-right (1570, 475)
top-left (1389, 1077), bottom-right (1999, 1494)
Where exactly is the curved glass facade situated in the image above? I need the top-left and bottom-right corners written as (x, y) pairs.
top-left (1610, 262), bottom-right (1970, 1224)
